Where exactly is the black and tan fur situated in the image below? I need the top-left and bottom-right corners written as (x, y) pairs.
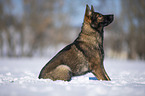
top-left (39, 5), bottom-right (114, 81)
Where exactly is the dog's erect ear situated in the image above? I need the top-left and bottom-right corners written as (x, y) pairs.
top-left (91, 5), bottom-right (94, 12)
top-left (85, 4), bottom-right (91, 17)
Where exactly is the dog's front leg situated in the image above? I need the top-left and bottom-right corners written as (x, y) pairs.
top-left (92, 64), bottom-right (111, 81)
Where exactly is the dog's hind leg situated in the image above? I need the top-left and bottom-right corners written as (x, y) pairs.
top-left (46, 65), bottom-right (72, 81)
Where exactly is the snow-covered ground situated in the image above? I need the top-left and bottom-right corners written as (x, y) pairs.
top-left (0, 58), bottom-right (145, 96)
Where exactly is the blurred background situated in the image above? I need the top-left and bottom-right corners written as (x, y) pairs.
top-left (0, 0), bottom-right (144, 60)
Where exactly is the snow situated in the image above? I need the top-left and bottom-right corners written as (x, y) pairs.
top-left (0, 58), bottom-right (145, 96)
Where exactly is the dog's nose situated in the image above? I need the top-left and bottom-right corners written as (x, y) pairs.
top-left (106, 14), bottom-right (114, 23)
top-left (103, 14), bottom-right (114, 26)
top-left (109, 15), bottom-right (114, 20)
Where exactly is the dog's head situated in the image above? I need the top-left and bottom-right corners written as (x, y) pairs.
top-left (84, 5), bottom-right (114, 30)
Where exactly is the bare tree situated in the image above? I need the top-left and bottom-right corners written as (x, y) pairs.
top-left (121, 0), bottom-right (145, 60)
top-left (0, 0), bottom-right (17, 57)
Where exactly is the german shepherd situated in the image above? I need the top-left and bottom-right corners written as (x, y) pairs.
top-left (39, 5), bottom-right (114, 81)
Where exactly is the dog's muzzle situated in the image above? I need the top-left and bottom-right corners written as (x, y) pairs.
top-left (103, 14), bottom-right (114, 26)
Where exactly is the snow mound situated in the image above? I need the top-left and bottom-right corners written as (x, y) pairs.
top-left (0, 58), bottom-right (145, 96)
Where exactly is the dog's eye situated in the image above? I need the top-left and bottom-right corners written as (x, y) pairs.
top-left (98, 15), bottom-right (102, 17)
top-left (96, 14), bottom-right (102, 18)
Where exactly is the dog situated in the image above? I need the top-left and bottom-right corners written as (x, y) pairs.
top-left (38, 5), bottom-right (114, 81)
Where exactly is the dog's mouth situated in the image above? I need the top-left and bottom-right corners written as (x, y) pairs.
top-left (102, 15), bottom-right (114, 26)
